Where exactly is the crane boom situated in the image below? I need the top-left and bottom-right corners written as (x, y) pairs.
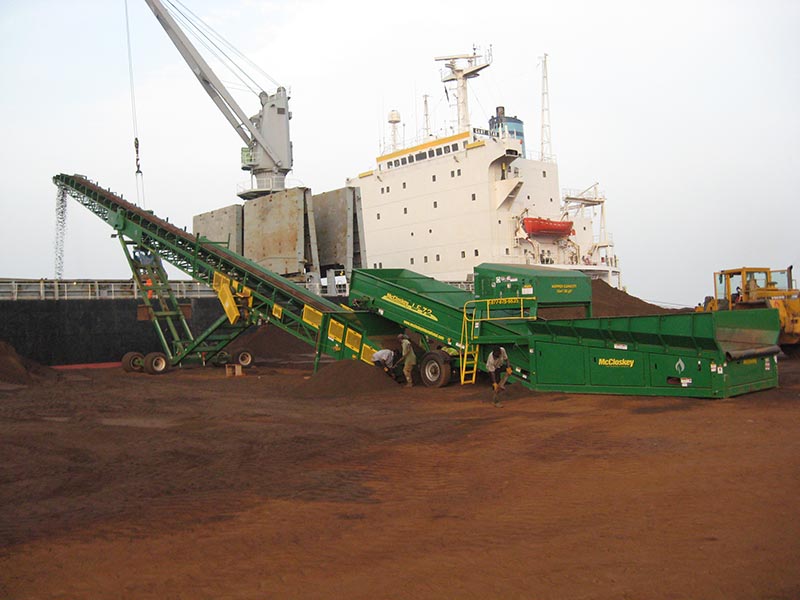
top-left (143, 0), bottom-right (292, 196)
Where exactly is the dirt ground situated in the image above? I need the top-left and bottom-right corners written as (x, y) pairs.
top-left (1, 341), bottom-right (799, 600)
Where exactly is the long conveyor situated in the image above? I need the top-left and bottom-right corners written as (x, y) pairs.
top-left (54, 173), bottom-right (397, 372)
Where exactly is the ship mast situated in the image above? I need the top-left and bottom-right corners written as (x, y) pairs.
top-left (436, 49), bottom-right (492, 133)
top-left (422, 94), bottom-right (431, 138)
top-left (388, 110), bottom-right (401, 151)
top-left (540, 53), bottom-right (553, 161)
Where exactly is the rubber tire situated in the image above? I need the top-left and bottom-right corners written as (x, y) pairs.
top-left (420, 351), bottom-right (452, 388)
top-left (143, 352), bottom-right (170, 375)
top-left (234, 349), bottom-right (254, 368)
top-left (211, 351), bottom-right (230, 367)
top-left (121, 351), bottom-right (144, 373)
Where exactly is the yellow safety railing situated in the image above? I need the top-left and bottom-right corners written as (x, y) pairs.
top-left (458, 297), bottom-right (538, 385)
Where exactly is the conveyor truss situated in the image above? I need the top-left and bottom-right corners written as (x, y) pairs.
top-left (53, 173), bottom-right (396, 374)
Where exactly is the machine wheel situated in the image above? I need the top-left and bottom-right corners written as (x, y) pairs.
top-left (419, 351), bottom-right (452, 388)
top-left (234, 349), bottom-right (254, 368)
top-left (210, 351), bottom-right (230, 367)
top-left (143, 352), bottom-right (170, 375)
top-left (121, 351), bottom-right (144, 373)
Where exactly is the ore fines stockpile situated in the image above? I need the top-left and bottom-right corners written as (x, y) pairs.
top-left (293, 359), bottom-right (400, 398)
top-left (0, 341), bottom-right (58, 387)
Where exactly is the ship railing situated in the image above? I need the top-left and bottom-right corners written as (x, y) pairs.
top-left (593, 232), bottom-right (615, 246)
top-left (524, 149), bottom-right (557, 163)
top-left (443, 280), bottom-right (475, 292)
top-left (0, 279), bottom-right (215, 301)
top-left (0, 278), bottom-right (357, 302)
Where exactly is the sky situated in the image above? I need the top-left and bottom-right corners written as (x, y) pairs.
top-left (0, 0), bottom-right (798, 307)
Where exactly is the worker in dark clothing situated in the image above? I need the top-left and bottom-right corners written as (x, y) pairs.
top-left (486, 347), bottom-right (512, 406)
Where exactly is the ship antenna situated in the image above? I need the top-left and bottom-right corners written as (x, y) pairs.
top-left (540, 53), bottom-right (553, 161)
top-left (388, 109), bottom-right (401, 152)
top-left (423, 94), bottom-right (431, 138)
top-left (435, 48), bottom-right (492, 133)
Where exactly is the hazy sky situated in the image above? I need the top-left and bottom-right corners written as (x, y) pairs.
top-left (1, 0), bottom-right (797, 307)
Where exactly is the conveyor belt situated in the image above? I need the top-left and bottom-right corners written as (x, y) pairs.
top-left (53, 173), bottom-right (398, 372)
top-left (54, 173), bottom-right (337, 314)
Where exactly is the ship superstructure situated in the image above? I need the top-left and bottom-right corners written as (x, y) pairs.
top-left (347, 51), bottom-right (621, 288)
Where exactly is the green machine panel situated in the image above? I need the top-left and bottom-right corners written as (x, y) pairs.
top-left (534, 342), bottom-right (587, 385)
top-left (588, 349), bottom-right (647, 387)
top-left (648, 354), bottom-right (713, 391)
top-left (727, 356), bottom-right (777, 386)
top-left (473, 263), bottom-right (592, 307)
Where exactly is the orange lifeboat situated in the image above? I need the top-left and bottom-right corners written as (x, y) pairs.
top-left (522, 217), bottom-right (574, 237)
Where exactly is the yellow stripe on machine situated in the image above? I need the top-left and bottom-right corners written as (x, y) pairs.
top-left (328, 319), bottom-right (345, 343)
top-left (213, 272), bottom-right (241, 324)
top-left (360, 344), bottom-right (379, 364)
top-left (302, 305), bottom-right (324, 329)
top-left (345, 329), bottom-right (362, 352)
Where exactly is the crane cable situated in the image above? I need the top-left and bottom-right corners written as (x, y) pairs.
top-left (124, 0), bottom-right (146, 208)
top-left (165, 0), bottom-right (280, 94)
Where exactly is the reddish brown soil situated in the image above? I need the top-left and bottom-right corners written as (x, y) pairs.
top-left (1, 356), bottom-right (799, 599)
top-left (1, 282), bottom-right (797, 599)
top-left (0, 341), bottom-right (59, 387)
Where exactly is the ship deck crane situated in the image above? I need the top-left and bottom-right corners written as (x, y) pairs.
top-left (144, 0), bottom-right (292, 197)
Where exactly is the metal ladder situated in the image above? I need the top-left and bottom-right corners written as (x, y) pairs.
top-left (459, 305), bottom-right (480, 384)
top-left (122, 240), bottom-right (250, 365)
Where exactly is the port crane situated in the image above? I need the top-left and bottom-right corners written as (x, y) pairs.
top-left (144, 0), bottom-right (292, 197)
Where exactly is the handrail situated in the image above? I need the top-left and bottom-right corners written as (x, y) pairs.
top-left (462, 297), bottom-right (538, 327)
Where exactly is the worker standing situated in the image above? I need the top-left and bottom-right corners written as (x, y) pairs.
top-left (398, 334), bottom-right (416, 387)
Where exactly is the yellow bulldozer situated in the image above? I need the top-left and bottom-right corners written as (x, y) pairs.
top-left (699, 266), bottom-right (800, 349)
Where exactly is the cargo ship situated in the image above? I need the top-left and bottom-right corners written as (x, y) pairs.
top-left (344, 51), bottom-right (621, 289)
top-left (2, 48), bottom-right (623, 366)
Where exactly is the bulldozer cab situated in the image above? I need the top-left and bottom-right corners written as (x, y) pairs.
top-left (713, 266), bottom-right (797, 306)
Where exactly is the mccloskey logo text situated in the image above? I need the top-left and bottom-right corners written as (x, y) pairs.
top-left (598, 358), bottom-right (635, 368)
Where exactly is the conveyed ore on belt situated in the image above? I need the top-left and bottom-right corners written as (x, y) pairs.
top-left (51, 173), bottom-right (782, 399)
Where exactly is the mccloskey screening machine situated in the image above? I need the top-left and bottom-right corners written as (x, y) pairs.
top-left (55, 173), bottom-right (781, 399)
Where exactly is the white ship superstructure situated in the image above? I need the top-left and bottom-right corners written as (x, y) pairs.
top-left (346, 52), bottom-right (621, 288)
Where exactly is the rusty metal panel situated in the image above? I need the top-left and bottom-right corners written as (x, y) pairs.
top-left (313, 187), bottom-right (353, 269)
top-left (192, 204), bottom-right (243, 254)
top-left (243, 188), bottom-right (307, 275)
